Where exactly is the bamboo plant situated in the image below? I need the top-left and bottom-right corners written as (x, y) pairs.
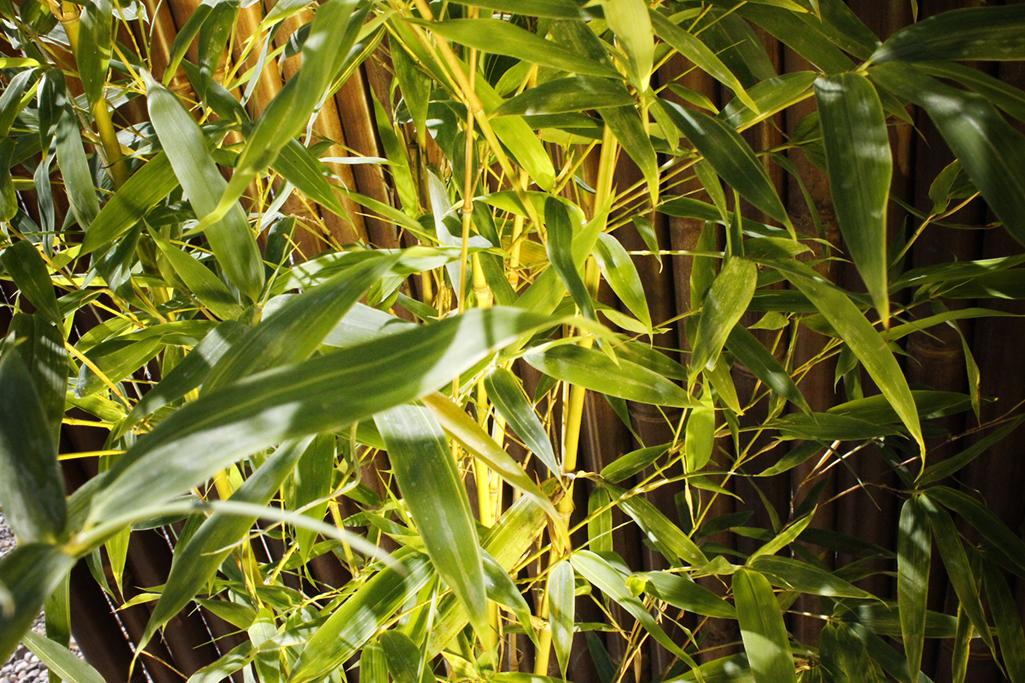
top-left (4, 1), bottom-right (1025, 682)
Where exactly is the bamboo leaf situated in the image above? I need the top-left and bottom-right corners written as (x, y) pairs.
top-left (690, 257), bottom-right (758, 378)
top-left (601, 105), bottom-right (659, 205)
top-left (765, 258), bottom-right (924, 453)
top-left (598, 0), bottom-right (653, 90)
top-left (424, 19), bottom-right (617, 78)
top-left (289, 552), bottom-right (434, 683)
top-left (54, 103), bottom-right (100, 231)
top-left (451, 0), bottom-right (584, 18)
top-left (662, 100), bottom-right (790, 229)
top-left (525, 345), bottom-right (698, 409)
top-left (588, 487), bottom-right (613, 554)
top-left (650, 10), bottom-right (757, 112)
top-left (870, 5), bottom-right (1025, 65)
top-left (919, 493), bottom-right (995, 657)
top-left (150, 231), bottom-right (244, 320)
top-left (549, 560), bottom-right (575, 679)
top-left (571, 550), bottom-right (702, 671)
top-left (420, 392), bottom-right (564, 542)
top-left (640, 571), bottom-right (737, 619)
top-left (203, 254), bottom-right (397, 391)
top-left (379, 631), bottom-right (424, 683)
top-left (870, 62), bottom-right (1025, 251)
top-left (749, 556), bottom-right (874, 600)
top-left (77, 0), bottom-right (112, 106)
top-left (144, 74), bottom-right (263, 302)
top-left (983, 560), bottom-right (1025, 682)
top-left (0, 544), bottom-right (76, 663)
top-left (600, 444), bottom-right (668, 484)
top-left (495, 76), bottom-right (634, 117)
top-left (594, 233), bottom-right (651, 332)
top-left (606, 484), bottom-right (708, 566)
top-left (898, 496), bottom-right (930, 683)
top-left (477, 76), bottom-right (558, 192)
top-left (815, 73), bottom-right (891, 324)
top-left (926, 486), bottom-right (1025, 579)
top-left (1, 241), bottom-right (61, 325)
top-left (80, 152), bottom-right (178, 255)
top-left (547, 198), bottom-right (596, 322)
top-left (376, 405), bottom-right (488, 637)
top-left (725, 325), bottom-right (810, 414)
top-left (22, 631), bottom-right (105, 683)
top-left (87, 307), bottom-right (554, 524)
top-left (483, 368), bottom-right (560, 477)
top-left (0, 352), bottom-right (65, 543)
top-left (732, 568), bottom-right (796, 683)
top-left (482, 549), bottom-right (536, 645)
top-left (685, 394), bottom-right (715, 472)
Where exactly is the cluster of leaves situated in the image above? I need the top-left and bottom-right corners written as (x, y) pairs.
top-left (3, 1), bottom-right (1025, 683)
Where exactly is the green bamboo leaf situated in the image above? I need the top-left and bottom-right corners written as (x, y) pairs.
top-left (572, 550), bottom-right (702, 672)
top-left (494, 76), bottom-right (634, 117)
top-left (649, 10), bottom-right (757, 112)
top-left (380, 631), bottom-right (426, 683)
top-left (732, 568), bottom-right (796, 683)
top-left (482, 549), bottom-right (536, 645)
top-left (599, 0), bottom-right (652, 89)
top-left (0, 69), bottom-right (35, 140)
top-left (662, 100), bottom-right (790, 229)
top-left (549, 559), bottom-right (575, 679)
top-left (749, 556), bottom-right (874, 600)
top-left (87, 307), bottom-right (554, 525)
top-left (289, 435), bottom-right (334, 561)
top-left (918, 62), bottom-right (1025, 124)
top-left (390, 37), bottom-right (431, 148)
top-left (54, 104), bottom-right (100, 231)
top-left (588, 487), bottom-right (613, 554)
top-left (359, 640), bottom-right (387, 683)
top-left (3, 313), bottom-right (66, 443)
top-left (766, 258), bottom-right (924, 453)
top-left (144, 74), bottom-right (263, 302)
top-left (203, 254), bottom-right (396, 391)
top-left (870, 62), bottom-right (1025, 251)
top-left (77, 0), bottom-right (112, 106)
top-left (546, 197), bottom-right (596, 322)
top-left (921, 416), bottom-right (1025, 486)
top-left (819, 622), bottom-right (887, 683)
top-left (80, 152), bottom-right (178, 255)
top-left (74, 337), bottom-right (162, 398)
top-left (898, 496), bottom-right (930, 683)
top-left (606, 484), bottom-right (707, 566)
top-left (150, 231), bottom-right (244, 320)
top-left (720, 72), bottom-right (817, 131)
top-left (122, 321), bottom-right (246, 432)
top-left (601, 105), bottom-right (659, 205)
top-left (725, 325), bottom-right (810, 414)
top-left (452, 0), bottom-right (583, 18)
top-left (289, 552), bottom-right (434, 683)
top-left (594, 233), bottom-right (651, 332)
top-left (424, 19), bottom-right (617, 78)
top-left (748, 511), bottom-right (815, 562)
top-left (870, 5), bottom-right (1025, 65)
top-left (477, 76), bottom-right (557, 192)
top-left (737, 4), bottom-right (853, 74)
top-left (1, 241), bottom-right (61, 325)
top-left (0, 352), bottom-right (66, 543)
top-left (525, 345), bottom-right (698, 409)
top-left (376, 405), bottom-right (488, 637)
top-left (640, 570), bottom-right (737, 619)
top-left (683, 393), bottom-right (714, 475)
top-left (484, 367), bottom-right (559, 477)
top-left (600, 444), bottom-right (668, 483)
top-left (22, 631), bottom-right (105, 683)
top-left (926, 486), bottom-right (1025, 579)
top-left (815, 72), bottom-right (891, 324)
top-left (690, 257), bottom-right (758, 378)
top-left (0, 544), bottom-right (77, 663)
top-left (983, 560), bottom-right (1025, 682)
top-left (919, 493), bottom-right (995, 657)
top-left (0, 139), bottom-right (15, 222)
top-left (420, 392), bottom-right (564, 542)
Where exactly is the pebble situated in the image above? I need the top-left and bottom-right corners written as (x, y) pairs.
top-left (1, 511), bottom-right (83, 683)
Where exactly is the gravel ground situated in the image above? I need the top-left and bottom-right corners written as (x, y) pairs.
top-left (0, 512), bottom-right (82, 683)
